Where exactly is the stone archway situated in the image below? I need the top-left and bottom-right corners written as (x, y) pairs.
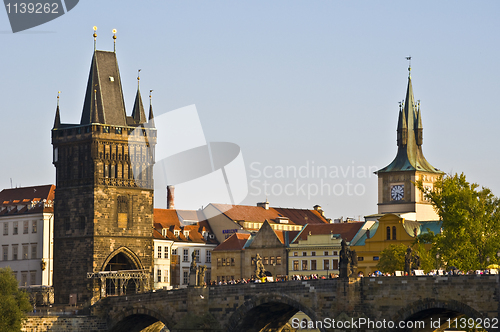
top-left (226, 293), bottom-right (323, 332)
top-left (90, 247), bottom-right (150, 297)
top-left (391, 298), bottom-right (490, 332)
top-left (108, 307), bottom-right (171, 332)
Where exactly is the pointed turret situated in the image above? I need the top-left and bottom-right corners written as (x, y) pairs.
top-left (377, 68), bottom-right (441, 174)
top-left (53, 93), bottom-right (61, 129)
top-left (147, 90), bottom-right (155, 128)
top-left (131, 88), bottom-right (146, 125)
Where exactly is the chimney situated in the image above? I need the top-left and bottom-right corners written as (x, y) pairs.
top-left (167, 185), bottom-right (175, 209)
top-left (313, 205), bottom-right (325, 217)
top-left (257, 199), bottom-right (269, 210)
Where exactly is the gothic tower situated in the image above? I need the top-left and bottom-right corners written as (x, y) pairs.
top-left (376, 66), bottom-right (442, 221)
top-left (51, 32), bottom-right (156, 304)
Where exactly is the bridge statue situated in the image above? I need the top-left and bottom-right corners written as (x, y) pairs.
top-left (339, 239), bottom-right (350, 278)
top-left (404, 246), bottom-right (412, 275)
top-left (189, 251), bottom-right (199, 286)
top-left (413, 252), bottom-right (421, 270)
top-left (349, 249), bottom-right (358, 277)
top-left (253, 254), bottom-right (266, 279)
top-left (197, 265), bottom-right (207, 286)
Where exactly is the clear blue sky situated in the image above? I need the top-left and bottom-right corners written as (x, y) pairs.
top-left (1, 1), bottom-right (499, 219)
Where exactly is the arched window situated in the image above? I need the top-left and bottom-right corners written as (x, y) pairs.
top-left (386, 226), bottom-right (390, 240)
top-left (392, 226), bottom-right (397, 240)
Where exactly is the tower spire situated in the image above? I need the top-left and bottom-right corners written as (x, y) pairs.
top-left (112, 29), bottom-right (117, 52)
top-left (132, 70), bottom-right (146, 124)
top-left (53, 91), bottom-right (61, 129)
top-left (148, 90), bottom-right (155, 128)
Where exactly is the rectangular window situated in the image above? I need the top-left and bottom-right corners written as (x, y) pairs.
top-left (13, 222), bottom-right (18, 235)
top-left (31, 244), bottom-right (37, 259)
top-left (172, 248), bottom-right (177, 255)
top-left (183, 271), bottom-right (189, 285)
top-left (157, 246), bottom-right (162, 258)
top-left (205, 250), bottom-right (211, 263)
top-left (23, 221), bottom-right (29, 234)
top-left (293, 252), bottom-right (298, 256)
top-left (270, 256), bottom-right (275, 265)
top-left (324, 251), bottom-right (329, 256)
top-left (195, 249), bottom-right (200, 262)
top-left (222, 258), bottom-right (226, 266)
top-left (183, 249), bottom-right (189, 262)
top-left (302, 252), bottom-right (307, 256)
top-left (3, 223), bottom-right (7, 236)
top-left (32, 220), bottom-right (37, 233)
top-left (157, 269), bottom-right (161, 282)
top-left (12, 245), bottom-right (18, 260)
top-left (324, 259), bottom-right (330, 270)
top-left (2, 246), bottom-right (8, 261)
top-left (311, 252), bottom-right (316, 256)
top-left (293, 260), bottom-right (299, 271)
top-left (231, 258), bottom-right (235, 266)
top-left (333, 251), bottom-right (338, 256)
top-left (276, 256), bottom-right (282, 265)
top-left (358, 256), bottom-right (364, 261)
top-left (311, 260), bottom-right (317, 270)
top-left (263, 257), bottom-right (269, 265)
top-left (21, 272), bottom-right (27, 287)
top-left (217, 258), bottom-right (221, 267)
top-left (332, 259), bottom-right (339, 269)
top-left (30, 271), bottom-right (36, 286)
top-left (165, 270), bottom-right (169, 283)
top-left (22, 245), bottom-right (28, 260)
top-left (373, 256), bottom-right (379, 261)
top-left (302, 260), bottom-right (308, 270)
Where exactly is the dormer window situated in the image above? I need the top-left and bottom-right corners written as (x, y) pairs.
top-left (183, 230), bottom-right (190, 238)
top-left (161, 228), bottom-right (167, 237)
top-left (174, 230), bottom-right (180, 237)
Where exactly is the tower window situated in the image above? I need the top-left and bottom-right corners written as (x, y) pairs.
top-left (392, 226), bottom-right (397, 240)
top-left (386, 226), bottom-right (391, 240)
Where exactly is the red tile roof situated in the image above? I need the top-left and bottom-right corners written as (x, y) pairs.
top-left (153, 208), bottom-right (218, 245)
top-left (0, 185), bottom-right (55, 214)
top-left (209, 204), bottom-right (328, 226)
top-left (214, 233), bottom-right (251, 251)
top-left (292, 222), bottom-right (364, 244)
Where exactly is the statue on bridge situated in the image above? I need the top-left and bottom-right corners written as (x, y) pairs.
top-left (349, 249), bottom-right (358, 277)
top-left (339, 239), bottom-right (350, 278)
top-left (198, 265), bottom-right (207, 286)
top-left (413, 252), bottom-right (421, 271)
top-left (189, 251), bottom-right (199, 286)
top-left (404, 246), bottom-right (412, 275)
top-left (253, 254), bottom-right (266, 279)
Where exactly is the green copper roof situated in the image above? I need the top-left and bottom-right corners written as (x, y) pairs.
top-left (378, 73), bottom-right (442, 174)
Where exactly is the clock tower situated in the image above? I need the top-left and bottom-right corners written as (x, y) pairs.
top-left (376, 66), bottom-right (443, 221)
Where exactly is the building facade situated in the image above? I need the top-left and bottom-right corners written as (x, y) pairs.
top-left (51, 40), bottom-right (156, 304)
top-left (0, 185), bottom-right (55, 287)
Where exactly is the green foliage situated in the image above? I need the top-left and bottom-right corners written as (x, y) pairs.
top-left (0, 267), bottom-right (32, 332)
top-left (376, 244), bottom-right (407, 273)
top-left (416, 173), bottom-right (500, 272)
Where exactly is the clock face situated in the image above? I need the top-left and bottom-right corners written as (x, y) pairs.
top-left (391, 185), bottom-right (404, 201)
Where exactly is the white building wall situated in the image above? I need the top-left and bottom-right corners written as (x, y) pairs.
top-left (171, 242), bottom-right (215, 288)
top-left (153, 238), bottom-right (173, 290)
top-left (0, 212), bottom-right (53, 287)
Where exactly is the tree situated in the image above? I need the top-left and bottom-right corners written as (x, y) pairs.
top-left (416, 173), bottom-right (500, 272)
top-left (376, 244), bottom-right (407, 273)
top-left (0, 267), bottom-right (32, 332)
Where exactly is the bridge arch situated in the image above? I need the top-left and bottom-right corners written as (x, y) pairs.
top-left (108, 307), bottom-right (171, 332)
top-left (101, 246), bottom-right (145, 271)
top-left (226, 292), bottom-right (323, 332)
top-left (392, 298), bottom-right (492, 332)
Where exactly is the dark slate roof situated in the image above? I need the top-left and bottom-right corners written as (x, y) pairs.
top-left (377, 75), bottom-right (442, 174)
top-left (80, 51), bottom-right (127, 126)
top-left (131, 88), bottom-right (147, 125)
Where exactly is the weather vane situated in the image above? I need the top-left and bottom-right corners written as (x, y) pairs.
top-left (137, 69), bottom-right (141, 88)
top-left (93, 26), bottom-right (97, 51)
top-left (113, 29), bottom-right (117, 52)
top-left (406, 56), bottom-right (412, 77)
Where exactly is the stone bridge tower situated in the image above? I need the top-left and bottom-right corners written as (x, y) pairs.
top-left (51, 31), bottom-right (156, 305)
top-left (376, 65), bottom-right (443, 221)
